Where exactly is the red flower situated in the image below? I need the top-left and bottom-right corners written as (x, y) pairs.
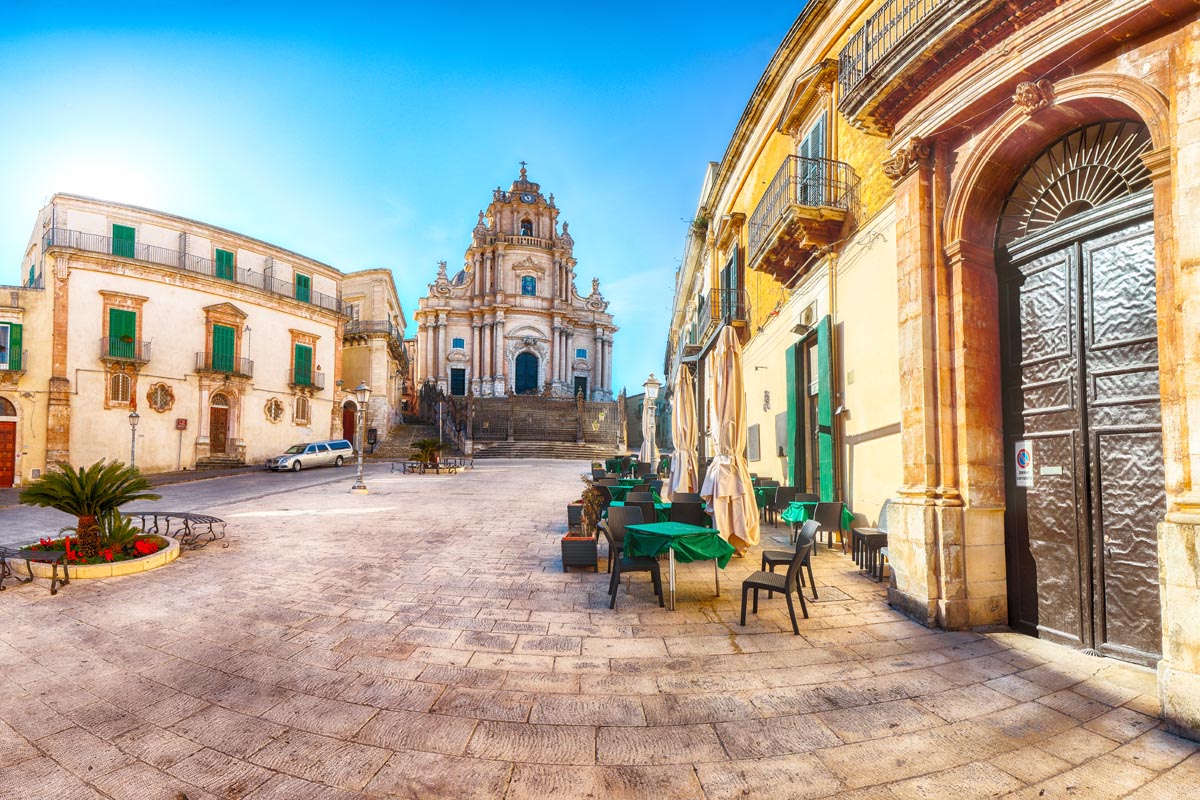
top-left (133, 539), bottom-right (160, 556)
top-left (102, 548), bottom-right (114, 562)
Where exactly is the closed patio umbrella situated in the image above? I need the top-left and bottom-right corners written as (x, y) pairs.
top-left (664, 368), bottom-right (698, 502)
top-left (700, 325), bottom-right (759, 552)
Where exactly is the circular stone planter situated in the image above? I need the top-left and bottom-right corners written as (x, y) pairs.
top-left (23, 536), bottom-right (180, 580)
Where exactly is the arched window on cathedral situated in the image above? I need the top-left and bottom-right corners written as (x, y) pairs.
top-left (520, 219), bottom-right (533, 236)
top-left (521, 276), bottom-right (537, 296)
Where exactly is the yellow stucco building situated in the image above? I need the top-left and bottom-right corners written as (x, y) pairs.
top-left (2, 194), bottom-right (405, 480)
top-left (665, 0), bottom-right (1200, 739)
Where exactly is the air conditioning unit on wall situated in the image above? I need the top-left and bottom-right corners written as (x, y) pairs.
top-left (799, 302), bottom-right (817, 328)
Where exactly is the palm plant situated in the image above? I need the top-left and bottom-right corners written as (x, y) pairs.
top-left (19, 461), bottom-right (161, 556)
top-left (410, 438), bottom-right (446, 466)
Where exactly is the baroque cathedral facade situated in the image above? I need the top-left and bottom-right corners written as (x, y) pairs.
top-left (413, 166), bottom-right (616, 400)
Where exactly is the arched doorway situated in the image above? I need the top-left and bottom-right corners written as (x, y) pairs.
top-left (0, 396), bottom-right (15, 488)
top-left (342, 401), bottom-right (358, 446)
top-left (210, 393), bottom-right (230, 454)
top-left (514, 352), bottom-right (538, 395)
top-left (998, 120), bottom-right (1162, 665)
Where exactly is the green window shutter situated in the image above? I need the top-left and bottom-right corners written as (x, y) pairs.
top-left (212, 325), bottom-right (235, 372)
top-left (112, 224), bottom-right (135, 259)
top-left (108, 308), bottom-right (137, 358)
top-left (215, 249), bottom-right (234, 280)
top-left (294, 344), bottom-right (313, 385)
top-left (816, 315), bottom-right (836, 501)
top-left (8, 324), bottom-right (21, 371)
top-left (27, 265), bottom-right (34, 287)
top-left (295, 273), bottom-right (311, 303)
top-left (785, 341), bottom-right (800, 487)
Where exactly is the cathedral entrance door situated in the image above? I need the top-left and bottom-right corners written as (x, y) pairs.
top-left (515, 353), bottom-right (538, 395)
top-left (574, 376), bottom-right (588, 398)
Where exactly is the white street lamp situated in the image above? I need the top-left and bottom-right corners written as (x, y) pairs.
top-left (128, 411), bottom-right (140, 468)
top-left (642, 373), bottom-right (661, 466)
top-left (351, 382), bottom-right (371, 494)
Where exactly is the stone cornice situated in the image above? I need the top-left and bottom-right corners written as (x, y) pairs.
top-left (882, 138), bottom-right (932, 183)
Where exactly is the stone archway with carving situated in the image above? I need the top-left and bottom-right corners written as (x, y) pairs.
top-left (505, 332), bottom-right (549, 395)
top-left (887, 71), bottom-right (1176, 634)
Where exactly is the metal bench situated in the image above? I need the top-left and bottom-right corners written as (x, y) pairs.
top-left (0, 546), bottom-right (70, 595)
top-left (122, 511), bottom-right (227, 549)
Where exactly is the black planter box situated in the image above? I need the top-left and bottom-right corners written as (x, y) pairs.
top-left (561, 535), bottom-right (598, 572)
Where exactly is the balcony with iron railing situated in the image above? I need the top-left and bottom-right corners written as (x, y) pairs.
top-left (195, 352), bottom-right (254, 378)
top-left (100, 337), bottom-right (151, 364)
top-left (288, 369), bottom-right (326, 391)
top-left (345, 319), bottom-right (407, 364)
top-left (44, 228), bottom-right (342, 313)
top-left (0, 350), bottom-right (27, 374)
top-left (837, 0), bottom-right (1024, 134)
top-left (747, 155), bottom-right (859, 280)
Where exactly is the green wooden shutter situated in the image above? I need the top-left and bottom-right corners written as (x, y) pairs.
top-left (112, 224), bottom-right (135, 259)
top-left (295, 273), bottom-right (311, 303)
top-left (785, 341), bottom-right (800, 486)
top-left (109, 308), bottom-right (136, 358)
top-left (816, 315), bottom-right (836, 501)
top-left (294, 344), bottom-right (313, 385)
top-left (27, 265), bottom-right (34, 287)
top-left (7, 324), bottom-right (21, 371)
top-left (212, 325), bottom-right (235, 372)
top-left (215, 249), bottom-right (234, 280)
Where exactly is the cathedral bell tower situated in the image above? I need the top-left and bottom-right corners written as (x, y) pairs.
top-left (414, 164), bottom-right (615, 400)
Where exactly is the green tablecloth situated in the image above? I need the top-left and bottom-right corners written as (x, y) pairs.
top-left (618, 478), bottom-right (643, 487)
top-left (753, 486), bottom-right (778, 509)
top-left (781, 501), bottom-right (855, 528)
top-left (605, 458), bottom-right (622, 474)
top-left (606, 485), bottom-right (631, 502)
top-left (624, 522), bottom-right (736, 568)
top-left (608, 500), bottom-right (670, 523)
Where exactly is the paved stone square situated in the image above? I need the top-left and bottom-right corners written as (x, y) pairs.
top-left (0, 459), bottom-right (1196, 799)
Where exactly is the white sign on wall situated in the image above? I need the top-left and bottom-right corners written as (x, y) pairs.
top-left (1014, 440), bottom-right (1033, 488)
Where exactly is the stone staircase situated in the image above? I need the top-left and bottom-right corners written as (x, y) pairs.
top-left (472, 441), bottom-right (614, 461)
top-left (194, 454), bottom-right (246, 470)
top-left (367, 422), bottom-right (460, 460)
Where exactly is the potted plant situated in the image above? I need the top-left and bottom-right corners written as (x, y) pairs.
top-left (562, 477), bottom-right (603, 572)
top-left (410, 438), bottom-right (446, 469)
top-left (19, 460), bottom-right (161, 557)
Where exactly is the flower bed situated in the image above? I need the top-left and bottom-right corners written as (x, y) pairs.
top-left (18, 535), bottom-right (180, 579)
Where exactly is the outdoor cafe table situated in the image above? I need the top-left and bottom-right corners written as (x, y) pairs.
top-left (606, 485), bottom-right (632, 502)
top-left (624, 521), bottom-right (735, 611)
top-left (607, 500), bottom-right (671, 523)
top-left (605, 458), bottom-right (623, 473)
top-left (753, 486), bottom-right (777, 509)
top-left (617, 478), bottom-right (644, 487)
top-left (780, 501), bottom-right (855, 528)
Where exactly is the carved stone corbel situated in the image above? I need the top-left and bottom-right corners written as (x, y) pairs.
top-left (1012, 79), bottom-right (1055, 116)
top-left (882, 137), bottom-right (932, 182)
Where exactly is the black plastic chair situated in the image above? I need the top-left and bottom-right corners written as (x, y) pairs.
top-left (813, 501), bottom-right (846, 549)
top-left (755, 485), bottom-right (778, 522)
top-left (599, 507), bottom-right (664, 609)
top-left (648, 480), bottom-right (664, 495)
top-left (626, 499), bottom-right (658, 525)
top-left (851, 499), bottom-right (890, 570)
top-left (794, 492), bottom-right (819, 503)
top-left (636, 461), bottom-right (655, 479)
top-left (740, 520), bottom-right (815, 634)
top-left (668, 501), bottom-right (710, 528)
top-left (619, 456), bottom-right (633, 477)
top-left (591, 468), bottom-right (606, 481)
top-left (761, 518), bottom-right (819, 600)
top-left (599, 478), bottom-right (620, 487)
top-left (672, 492), bottom-right (703, 504)
top-left (767, 486), bottom-right (797, 527)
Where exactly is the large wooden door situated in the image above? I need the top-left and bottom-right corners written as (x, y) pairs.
top-left (1001, 212), bottom-right (1162, 665)
top-left (515, 353), bottom-right (538, 395)
top-left (342, 403), bottom-right (357, 446)
top-left (0, 421), bottom-right (15, 488)
top-left (210, 397), bottom-right (229, 454)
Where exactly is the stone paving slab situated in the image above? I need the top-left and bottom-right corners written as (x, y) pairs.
top-left (0, 458), bottom-right (1196, 799)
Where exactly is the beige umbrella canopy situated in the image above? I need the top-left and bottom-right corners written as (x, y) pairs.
top-left (664, 369), bottom-right (699, 502)
top-left (700, 325), bottom-right (760, 551)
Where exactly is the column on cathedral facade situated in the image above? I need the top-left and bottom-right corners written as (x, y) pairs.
top-left (471, 319), bottom-right (481, 393)
top-left (437, 312), bottom-right (448, 389)
top-left (604, 335), bottom-right (613, 395)
top-left (593, 327), bottom-right (603, 398)
top-left (482, 315), bottom-right (493, 389)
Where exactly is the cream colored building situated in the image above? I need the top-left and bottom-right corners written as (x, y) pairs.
top-left (414, 166), bottom-right (616, 400)
top-left (340, 270), bottom-right (408, 448)
top-left (1, 193), bottom-right (396, 482)
top-left (664, 0), bottom-right (1200, 739)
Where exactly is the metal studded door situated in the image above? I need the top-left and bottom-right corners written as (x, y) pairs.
top-left (1001, 210), bottom-right (1162, 666)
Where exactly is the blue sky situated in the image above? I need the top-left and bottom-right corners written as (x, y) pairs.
top-left (0, 1), bottom-right (800, 393)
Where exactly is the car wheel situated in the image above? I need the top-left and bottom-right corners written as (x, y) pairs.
top-left (335, 455), bottom-right (344, 467)
top-left (291, 461), bottom-right (302, 472)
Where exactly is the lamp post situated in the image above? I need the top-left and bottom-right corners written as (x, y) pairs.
top-left (351, 382), bottom-right (371, 494)
top-left (643, 373), bottom-right (661, 466)
top-left (128, 411), bottom-right (140, 468)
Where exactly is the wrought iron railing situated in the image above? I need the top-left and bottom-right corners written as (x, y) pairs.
top-left (748, 155), bottom-right (860, 263)
top-left (0, 351), bottom-right (27, 371)
top-left (100, 337), bottom-right (151, 362)
top-left (195, 352), bottom-right (254, 378)
top-left (44, 228), bottom-right (341, 313)
top-left (838, 0), bottom-right (987, 102)
top-left (345, 319), bottom-right (402, 340)
top-left (288, 369), bottom-right (326, 390)
top-left (710, 287), bottom-right (750, 325)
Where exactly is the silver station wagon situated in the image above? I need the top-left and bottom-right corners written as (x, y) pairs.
top-left (266, 439), bottom-right (354, 471)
